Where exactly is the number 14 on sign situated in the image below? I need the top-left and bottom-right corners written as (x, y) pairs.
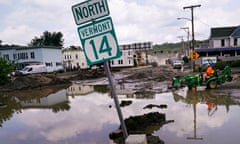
top-left (89, 35), bottom-right (112, 60)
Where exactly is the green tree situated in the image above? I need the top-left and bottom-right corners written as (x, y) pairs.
top-left (29, 31), bottom-right (64, 47)
top-left (0, 57), bottom-right (15, 85)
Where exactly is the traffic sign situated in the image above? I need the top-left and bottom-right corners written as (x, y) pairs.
top-left (77, 17), bottom-right (121, 65)
top-left (190, 51), bottom-right (200, 60)
top-left (72, 0), bottom-right (109, 25)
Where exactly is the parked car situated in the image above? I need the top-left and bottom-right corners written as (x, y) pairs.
top-left (172, 60), bottom-right (182, 69)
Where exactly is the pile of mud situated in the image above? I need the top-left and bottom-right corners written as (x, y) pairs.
top-left (121, 65), bottom-right (179, 82)
top-left (0, 74), bottom-right (71, 92)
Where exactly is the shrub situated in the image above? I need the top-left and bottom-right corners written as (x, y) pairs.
top-left (0, 58), bottom-right (15, 85)
top-left (182, 56), bottom-right (189, 63)
top-left (215, 61), bottom-right (227, 70)
top-left (230, 60), bottom-right (240, 67)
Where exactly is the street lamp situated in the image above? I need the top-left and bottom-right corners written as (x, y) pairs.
top-left (177, 17), bottom-right (194, 71)
top-left (177, 17), bottom-right (191, 21)
top-left (180, 27), bottom-right (190, 56)
top-left (177, 36), bottom-right (184, 57)
top-left (177, 17), bottom-right (192, 52)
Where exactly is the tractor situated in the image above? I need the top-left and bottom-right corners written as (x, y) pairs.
top-left (172, 65), bottom-right (233, 90)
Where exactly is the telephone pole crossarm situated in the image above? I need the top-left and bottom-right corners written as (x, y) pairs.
top-left (183, 4), bottom-right (201, 52)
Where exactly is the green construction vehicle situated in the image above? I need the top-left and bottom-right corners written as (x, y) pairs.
top-left (172, 65), bottom-right (233, 89)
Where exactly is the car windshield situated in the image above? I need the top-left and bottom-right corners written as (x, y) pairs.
top-left (22, 67), bottom-right (30, 71)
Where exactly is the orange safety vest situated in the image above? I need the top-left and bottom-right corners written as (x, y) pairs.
top-left (206, 66), bottom-right (214, 76)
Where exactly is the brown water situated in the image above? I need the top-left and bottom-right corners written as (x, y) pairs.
top-left (0, 83), bottom-right (240, 144)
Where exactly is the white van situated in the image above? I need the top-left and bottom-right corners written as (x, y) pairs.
top-left (19, 65), bottom-right (47, 75)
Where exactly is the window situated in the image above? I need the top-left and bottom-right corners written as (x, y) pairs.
top-left (237, 50), bottom-right (240, 55)
top-left (56, 62), bottom-right (62, 66)
top-left (3, 54), bottom-right (9, 60)
top-left (221, 39), bottom-right (225, 47)
top-left (234, 38), bottom-right (238, 46)
top-left (75, 54), bottom-right (78, 59)
top-left (13, 54), bottom-right (17, 60)
top-left (30, 52), bottom-right (35, 59)
top-left (24, 52), bottom-right (28, 59)
top-left (17, 52), bottom-right (28, 60)
top-left (28, 68), bottom-right (33, 72)
top-left (45, 62), bottom-right (53, 67)
top-left (128, 51), bottom-right (131, 55)
top-left (118, 59), bottom-right (123, 64)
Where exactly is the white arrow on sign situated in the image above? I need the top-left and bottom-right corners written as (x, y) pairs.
top-left (72, 0), bottom-right (109, 25)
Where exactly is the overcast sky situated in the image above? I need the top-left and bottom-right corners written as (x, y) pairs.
top-left (0, 0), bottom-right (239, 47)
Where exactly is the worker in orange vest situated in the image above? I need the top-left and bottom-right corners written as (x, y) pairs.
top-left (203, 64), bottom-right (214, 81)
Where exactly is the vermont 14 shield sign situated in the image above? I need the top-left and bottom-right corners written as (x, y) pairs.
top-left (77, 17), bottom-right (121, 65)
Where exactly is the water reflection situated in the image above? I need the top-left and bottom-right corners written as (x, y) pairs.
top-left (173, 89), bottom-right (240, 114)
top-left (1, 82), bottom-right (240, 144)
top-left (159, 89), bottom-right (240, 144)
top-left (66, 83), bottom-right (95, 96)
top-left (0, 95), bottom-right (22, 127)
top-left (66, 82), bottom-right (110, 97)
top-left (0, 89), bottom-right (70, 127)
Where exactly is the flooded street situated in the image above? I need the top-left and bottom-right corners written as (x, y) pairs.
top-left (1, 81), bottom-right (240, 144)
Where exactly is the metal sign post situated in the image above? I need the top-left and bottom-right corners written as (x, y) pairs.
top-left (72, 0), bottom-right (128, 139)
top-left (104, 62), bottom-right (128, 139)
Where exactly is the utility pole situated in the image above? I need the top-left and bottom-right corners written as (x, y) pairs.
top-left (183, 4), bottom-right (201, 71)
top-left (183, 4), bottom-right (201, 52)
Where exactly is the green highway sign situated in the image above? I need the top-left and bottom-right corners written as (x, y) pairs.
top-left (78, 17), bottom-right (121, 65)
top-left (72, 0), bottom-right (109, 25)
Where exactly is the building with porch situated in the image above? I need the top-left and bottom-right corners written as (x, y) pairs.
top-left (196, 25), bottom-right (240, 62)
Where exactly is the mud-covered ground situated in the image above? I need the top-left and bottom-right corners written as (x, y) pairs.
top-left (0, 69), bottom-right (105, 92)
top-left (119, 65), bottom-right (240, 93)
top-left (1, 65), bottom-right (240, 92)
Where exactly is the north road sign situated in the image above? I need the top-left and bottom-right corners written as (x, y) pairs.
top-left (72, 0), bottom-right (109, 25)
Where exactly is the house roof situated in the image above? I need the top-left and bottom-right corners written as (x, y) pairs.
top-left (0, 46), bottom-right (62, 51)
top-left (231, 27), bottom-right (240, 37)
top-left (210, 26), bottom-right (240, 38)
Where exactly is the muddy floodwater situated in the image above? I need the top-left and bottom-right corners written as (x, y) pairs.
top-left (1, 82), bottom-right (240, 144)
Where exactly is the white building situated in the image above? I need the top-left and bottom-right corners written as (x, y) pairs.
top-left (62, 46), bottom-right (89, 70)
top-left (110, 49), bottom-right (135, 68)
top-left (110, 42), bottom-right (152, 68)
top-left (0, 46), bottom-right (63, 72)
